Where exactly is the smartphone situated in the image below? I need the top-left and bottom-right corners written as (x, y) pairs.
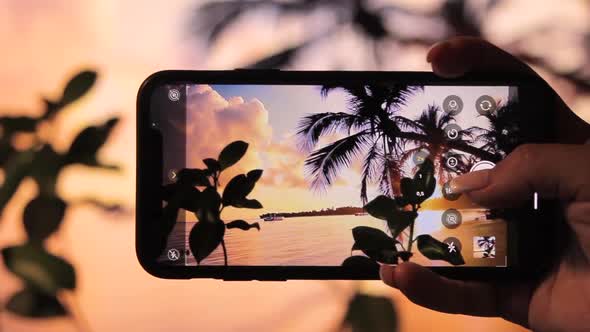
top-left (136, 70), bottom-right (559, 280)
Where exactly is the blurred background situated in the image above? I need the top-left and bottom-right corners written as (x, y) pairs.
top-left (1, 0), bottom-right (589, 331)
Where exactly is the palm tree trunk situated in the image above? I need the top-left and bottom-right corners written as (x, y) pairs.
top-left (382, 135), bottom-right (393, 197)
top-left (407, 205), bottom-right (418, 252)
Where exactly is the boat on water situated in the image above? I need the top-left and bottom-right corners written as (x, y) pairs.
top-left (354, 212), bottom-right (368, 216)
top-left (262, 214), bottom-right (284, 222)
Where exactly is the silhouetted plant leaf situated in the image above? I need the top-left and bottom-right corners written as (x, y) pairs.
top-left (177, 168), bottom-right (210, 187)
top-left (233, 198), bottom-right (263, 209)
top-left (162, 183), bottom-right (201, 212)
top-left (386, 211), bottom-right (417, 239)
top-left (161, 183), bottom-right (176, 201)
top-left (79, 198), bottom-right (126, 214)
top-left (195, 187), bottom-right (221, 223)
top-left (30, 145), bottom-right (64, 195)
top-left (394, 196), bottom-right (409, 207)
top-left (0, 149), bottom-right (36, 214)
top-left (66, 118), bottom-right (118, 166)
top-left (60, 70), bottom-right (97, 107)
top-left (413, 159), bottom-right (436, 203)
top-left (248, 44), bottom-right (303, 69)
top-left (189, 220), bottom-right (225, 264)
top-left (41, 98), bottom-right (61, 120)
top-left (343, 293), bottom-right (398, 332)
top-left (0, 142), bottom-right (16, 166)
top-left (6, 288), bottom-right (67, 318)
top-left (182, 188), bottom-right (202, 213)
top-left (0, 116), bottom-right (37, 133)
top-left (397, 251), bottom-right (413, 262)
top-left (246, 169), bottom-right (263, 183)
top-left (353, 3), bottom-right (388, 40)
top-left (1, 244), bottom-right (76, 294)
top-left (226, 220), bottom-right (260, 231)
top-left (352, 226), bottom-right (396, 251)
top-left (400, 177), bottom-right (417, 203)
top-left (416, 234), bottom-right (465, 266)
top-left (362, 249), bottom-right (400, 264)
top-left (203, 158), bottom-right (220, 173)
top-left (364, 195), bottom-right (400, 220)
top-left (206, 6), bottom-right (244, 43)
top-left (222, 174), bottom-right (252, 206)
top-left (23, 195), bottom-right (66, 243)
top-left (342, 256), bottom-right (379, 270)
top-left (218, 140), bottom-right (248, 171)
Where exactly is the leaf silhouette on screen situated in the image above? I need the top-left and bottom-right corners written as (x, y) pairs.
top-left (161, 141), bottom-right (265, 266)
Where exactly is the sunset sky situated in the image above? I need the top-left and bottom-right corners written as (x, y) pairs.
top-left (183, 83), bottom-right (510, 220)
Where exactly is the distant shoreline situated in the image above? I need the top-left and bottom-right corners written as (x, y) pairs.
top-left (259, 206), bottom-right (365, 219)
top-left (179, 207), bottom-right (489, 223)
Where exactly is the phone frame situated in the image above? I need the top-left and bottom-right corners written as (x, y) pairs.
top-left (137, 70), bottom-right (557, 281)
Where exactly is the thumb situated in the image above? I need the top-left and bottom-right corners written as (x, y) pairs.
top-left (379, 263), bottom-right (532, 326)
top-left (448, 144), bottom-right (590, 207)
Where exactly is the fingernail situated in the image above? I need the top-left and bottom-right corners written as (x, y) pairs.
top-left (380, 265), bottom-right (398, 288)
top-left (449, 170), bottom-right (491, 194)
top-left (426, 41), bottom-right (450, 63)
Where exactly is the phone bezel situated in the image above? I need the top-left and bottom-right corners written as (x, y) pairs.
top-left (137, 70), bottom-right (555, 280)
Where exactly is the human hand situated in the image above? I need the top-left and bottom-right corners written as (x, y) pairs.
top-left (380, 37), bottom-right (590, 332)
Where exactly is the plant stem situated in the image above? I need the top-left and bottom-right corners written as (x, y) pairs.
top-left (407, 205), bottom-right (418, 252)
top-left (221, 239), bottom-right (228, 266)
top-left (397, 241), bottom-right (406, 251)
top-left (407, 220), bottom-right (415, 252)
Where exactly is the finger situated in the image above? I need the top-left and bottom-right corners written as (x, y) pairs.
top-left (380, 263), bottom-right (530, 326)
top-left (427, 36), bottom-right (536, 78)
top-left (427, 37), bottom-right (590, 144)
top-left (565, 201), bottom-right (590, 256)
top-left (449, 144), bottom-right (590, 207)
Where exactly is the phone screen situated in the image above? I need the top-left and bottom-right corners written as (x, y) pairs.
top-left (151, 83), bottom-right (521, 268)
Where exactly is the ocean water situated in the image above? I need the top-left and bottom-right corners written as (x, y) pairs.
top-left (166, 209), bottom-right (489, 266)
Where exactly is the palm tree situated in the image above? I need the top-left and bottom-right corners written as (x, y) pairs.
top-left (474, 101), bottom-right (521, 160)
top-left (296, 84), bottom-right (422, 203)
top-left (298, 87), bottom-right (498, 202)
top-left (398, 104), bottom-right (479, 186)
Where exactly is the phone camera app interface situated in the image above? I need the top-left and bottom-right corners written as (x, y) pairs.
top-left (153, 84), bottom-right (518, 268)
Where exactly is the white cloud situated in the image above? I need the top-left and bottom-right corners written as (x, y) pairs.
top-left (186, 85), bottom-right (272, 184)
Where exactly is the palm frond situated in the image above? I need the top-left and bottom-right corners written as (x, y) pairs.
top-left (304, 130), bottom-right (372, 192)
top-left (415, 104), bottom-right (454, 134)
top-left (393, 115), bottom-right (424, 132)
top-left (377, 161), bottom-right (392, 198)
top-left (379, 156), bottom-right (404, 197)
top-left (384, 85), bottom-right (424, 110)
top-left (320, 85), bottom-right (367, 99)
top-left (360, 138), bottom-right (384, 204)
top-left (296, 112), bottom-right (363, 152)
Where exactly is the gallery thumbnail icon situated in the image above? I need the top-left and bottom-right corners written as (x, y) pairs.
top-left (473, 236), bottom-right (496, 258)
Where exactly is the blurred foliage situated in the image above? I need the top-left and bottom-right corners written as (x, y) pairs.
top-left (194, 0), bottom-right (590, 92)
top-left (160, 141), bottom-right (263, 265)
top-left (341, 292), bottom-right (398, 332)
top-left (0, 70), bottom-right (120, 318)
